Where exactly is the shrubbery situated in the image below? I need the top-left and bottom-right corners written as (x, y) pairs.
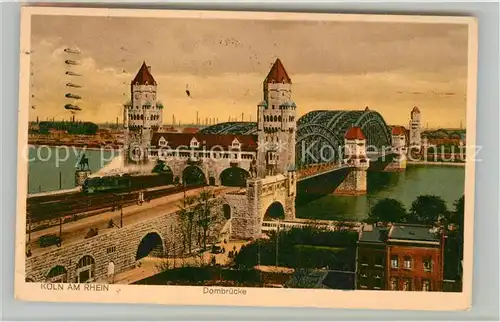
top-left (233, 227), bottom-right (357, 271)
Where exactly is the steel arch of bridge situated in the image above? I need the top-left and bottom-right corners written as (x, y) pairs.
top-left (296, 110), bottom-right (392, 167)
top-left (199, 110), bottom-right (392, 168)
top-left (199, 122), bottom-right (257, 135)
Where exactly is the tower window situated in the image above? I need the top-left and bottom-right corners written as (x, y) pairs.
top-left (278, 116), bottom-right (282, 122)
top-left (282, 92), bottom-right (284, 96)
top-left (272, 105), bottom-right (275, 109)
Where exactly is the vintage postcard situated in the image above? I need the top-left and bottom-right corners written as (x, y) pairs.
top-left (15, 6), bottom-right (478, 311)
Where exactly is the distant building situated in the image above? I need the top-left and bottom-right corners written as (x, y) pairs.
top-left (182, 127), bottom-right (200, 134)
top-left (356, 223), bottom-right (445, 292)
top-left (409, 106), bottom-right (422, 150)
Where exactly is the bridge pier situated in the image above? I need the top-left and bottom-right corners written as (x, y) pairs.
top-left (333, 167), bottom-right (367, 196)
top-left (383, 154), bottom-right (407, 172)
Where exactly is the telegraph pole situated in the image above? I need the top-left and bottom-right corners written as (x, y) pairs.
top-left (120, 195), bottom-right (124, 228)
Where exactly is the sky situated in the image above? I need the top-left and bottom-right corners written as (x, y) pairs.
top-left (29, 14), bottom-right (470, 128)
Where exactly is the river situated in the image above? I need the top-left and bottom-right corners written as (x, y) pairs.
top-left (27, 147), bottom-right (465, 220)
top-left (27, 146), bottom-right (118, 194)
top-left (295, 164), bottom-right (465, 221)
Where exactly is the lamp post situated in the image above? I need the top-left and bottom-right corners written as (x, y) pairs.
top-left (275, 219), bottom-right (280, 267)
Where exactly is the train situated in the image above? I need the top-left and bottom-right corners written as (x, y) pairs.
top-left (82, 172), bottom-right (174, 194)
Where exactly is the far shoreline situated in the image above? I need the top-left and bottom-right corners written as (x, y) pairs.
top-left (407, 161), bottom-right (466, 167)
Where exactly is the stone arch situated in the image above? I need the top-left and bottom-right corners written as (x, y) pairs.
top-left (136, 232), bottom-right (165, 260)
top-left (46, 265), bottom-right (68, 283)
top-left (219, 167), bottom-right (249, 187)
top-left (182, 165), bottom-right (207, 186)
top-left (75, 255), bottom-right (96, 283)
top-left (209, 176), bottom-right (216, 186)
top-left (263, 201), bottom-right (285, 220)
top-left (223, 204), bottom-right (231, 220)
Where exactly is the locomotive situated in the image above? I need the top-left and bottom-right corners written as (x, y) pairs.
top-left (82, 172), bottom-right (174, 194)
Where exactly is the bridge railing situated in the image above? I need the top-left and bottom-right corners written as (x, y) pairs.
top-left (297, 162), bottom-right (350, 180)
top-left (261, 220), bottom-right (362, 233)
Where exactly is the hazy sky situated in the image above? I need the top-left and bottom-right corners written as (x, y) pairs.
top-left (29, 14), bottom-right (469, 128)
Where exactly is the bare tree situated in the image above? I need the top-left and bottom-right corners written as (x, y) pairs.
top-left (196, 188), bottom-right (221, 251)
top-left (178, 194), bottom-right (197, 254)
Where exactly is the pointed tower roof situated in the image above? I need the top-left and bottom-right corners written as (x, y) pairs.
top-left (391, 126), bottom-right (406, 136)
top-left (345, 127), bottom-right (366, 140)
top-left (412, 106), bottom-right (420, 113)
top-left (264, 58), bottom-right (292, 84)
top-left (132, 61), bottom-right (156, 85)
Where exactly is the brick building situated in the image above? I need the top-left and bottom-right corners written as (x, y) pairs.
top-left (356, 224), bottom-right (444, 292)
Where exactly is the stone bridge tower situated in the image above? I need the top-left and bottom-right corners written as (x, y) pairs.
top-left (409, 106), bottom-right (421, 151)
top-left (233, 58), bottom-right (298, 240)
top-left (256, 58), bottom-right (297, 177)
top-left (123, 62), bottom-right (163, 165)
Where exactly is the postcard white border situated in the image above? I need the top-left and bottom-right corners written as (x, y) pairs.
top-left (14, 6), bottom-right (478, 311)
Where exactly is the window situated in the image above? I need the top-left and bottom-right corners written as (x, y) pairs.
top-left (390, 255), bottom-right (398, 269)
top-left (46, 265), bottom-right (68, 283)
top-left (359, 254), bottom-right (369, 266)
top-left (422, 279), bottom-right (431, 291)
top-left (373, 275), bottom-right (383, 289)
top-left (423, 258), bottom-right (433, 272)
top-left (403, 256), bottom-right (412, 269)
top-left (190, 137), bottom-right (199, 148)
top-left (106, 246), bottom-right (116, 254)
top-left (402, 278), bottom-right (412, 291)
top-left (390, 277), bottom-right (398, 290)
top-left (231, 138), bottom-right (241, 149)
top-left (76, 255), bottom-right (96, 283)
top-left (374, 255), bottom-right (384, 267)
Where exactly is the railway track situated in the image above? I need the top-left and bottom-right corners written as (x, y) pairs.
top-left (26, 184), bottom-right (204, 223)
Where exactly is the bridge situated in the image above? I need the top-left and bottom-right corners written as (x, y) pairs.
top-left (24, 59), bottom-right (411, 285)
top-left (261, 219), bottom-right (364, 233)
top-left (200, 109), bottom-right (400, 183)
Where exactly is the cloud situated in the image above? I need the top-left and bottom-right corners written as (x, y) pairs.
top-left (28, 15), bottom-right (469, 128)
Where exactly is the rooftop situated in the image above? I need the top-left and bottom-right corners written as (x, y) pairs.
top-left (132, 61), bottom-right (156, 86)
top-left (265, 58), bottom-right (292, 84)
top-left (391, 126), bottom-right (406, 136)
top-left (150, 132), bottom-right (258, 152)
top-left (359, 223), bottom-right (441, 244)
top-left (359, 226), bottom-right (390, 244)
top-left (344, 127), bottom-right (366, 140)
top-left (388, 224), bottom-right (441, 243)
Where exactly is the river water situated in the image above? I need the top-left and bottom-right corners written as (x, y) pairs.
top-left (27, 146), bottom-right (118, 194)
top-left (295, 164), bottom-right (465, 221)
top-left (27, 147), bottom-right (465, 221)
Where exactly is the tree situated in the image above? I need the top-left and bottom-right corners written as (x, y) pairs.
top-left (409, 195), bottom-right (448, 225)
top-left (178, 195), bottom-right (197, 254)
top-left (452, 195), bottom-right (465, 261)
top-left (368, 198), bottom-right (408, 224)
top-left (195, 188), bottom-right (219, 251)
top-left (284, 268), bottom-right (316, 288)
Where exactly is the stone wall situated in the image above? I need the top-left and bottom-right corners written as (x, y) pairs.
top-left (222, 193), bottom-right (253, 240)
top-left (26, 196), bottom-right (228, 283)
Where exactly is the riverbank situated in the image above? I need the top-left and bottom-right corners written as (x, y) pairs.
top-left (28, 143), bottom-right (120, 151)
top-left (407, 161), bottom-right (466, 167)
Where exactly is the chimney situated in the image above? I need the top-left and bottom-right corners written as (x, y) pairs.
top-left (147, 66), bottom-right (152, 73)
